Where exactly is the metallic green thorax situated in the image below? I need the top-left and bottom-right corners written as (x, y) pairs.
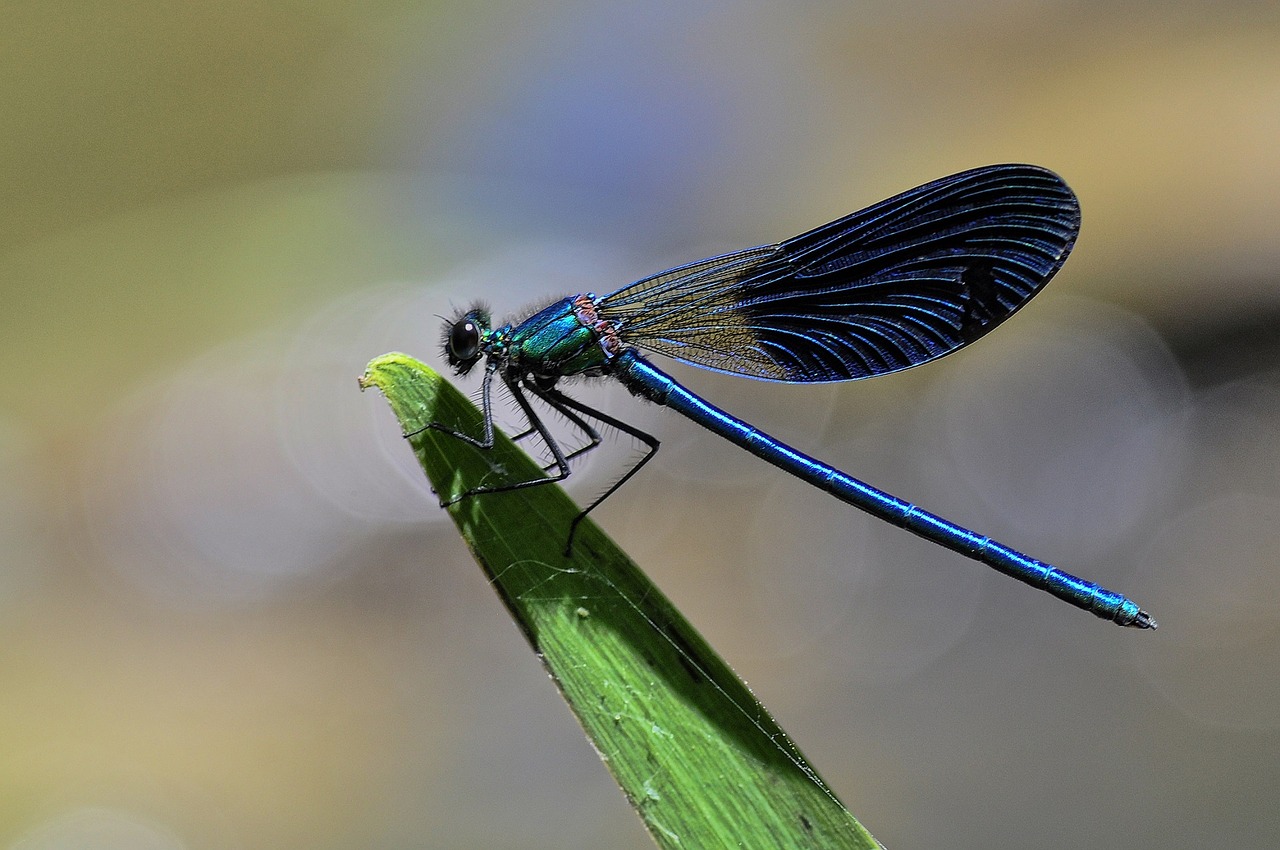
top-left (501, 296), bottom-right (615, 381)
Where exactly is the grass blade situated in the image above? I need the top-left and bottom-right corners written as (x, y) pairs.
top-left (360, 352), bottom-right (879, 849)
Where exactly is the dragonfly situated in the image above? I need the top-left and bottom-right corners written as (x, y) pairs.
top-left (423, 164), bottom-right (1156, 629)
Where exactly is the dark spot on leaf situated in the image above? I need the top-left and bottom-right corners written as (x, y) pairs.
top-left (663, 624), bottom-right (706, 684)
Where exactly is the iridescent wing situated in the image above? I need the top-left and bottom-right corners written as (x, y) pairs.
top-left (597, 164), bottom-right (1081, 383)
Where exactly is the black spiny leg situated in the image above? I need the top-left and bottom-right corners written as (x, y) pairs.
top-left (528, 386), bottom-right (660, 555)
top-left (411, 373), bottom-right (659, 553)
top-left (406, 361), bottom-right (499, 451)
top-left (407, 368), bottom-right (581, 505)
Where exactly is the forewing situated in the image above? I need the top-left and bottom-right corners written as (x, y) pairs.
top-left (597, 164), bottom-right (1081, 383)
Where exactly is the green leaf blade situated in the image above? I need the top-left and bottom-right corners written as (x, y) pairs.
top-left (361, 352), bottom-right (879, 849)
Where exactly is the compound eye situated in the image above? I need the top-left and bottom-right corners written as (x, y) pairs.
top-left (441, 307), bottom-right (491, 375)
top-left (448, 319), bottom-right (481, 362)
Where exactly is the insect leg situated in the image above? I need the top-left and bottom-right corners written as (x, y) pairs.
top-left (405, 362), bottom-right (499, 450)
top-left (530, 387), bottom-right (660, 555)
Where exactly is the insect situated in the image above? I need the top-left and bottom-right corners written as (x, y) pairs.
top-left (424, 164), bottom-right (1155, 628)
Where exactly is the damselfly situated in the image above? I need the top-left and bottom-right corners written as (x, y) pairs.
top-left (423, 164), bottom-right (1155, 629)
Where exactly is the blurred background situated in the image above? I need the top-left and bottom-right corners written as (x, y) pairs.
top-left (2, 2), bottom-right (1278, 848)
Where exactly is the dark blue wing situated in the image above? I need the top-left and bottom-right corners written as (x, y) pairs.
top-left (596, 164), bottom-right (1081, 382)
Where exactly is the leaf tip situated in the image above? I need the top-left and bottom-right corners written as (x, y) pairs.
top-left (360, 352), bottom-right (431, 391)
